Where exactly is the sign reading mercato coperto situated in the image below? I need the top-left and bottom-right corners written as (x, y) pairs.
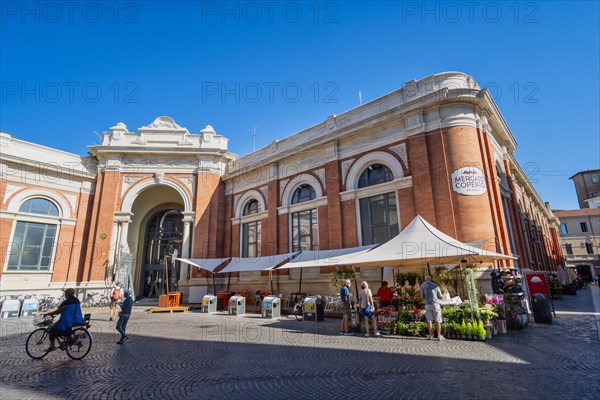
top-left (451, 167), bottom-right (487, 196)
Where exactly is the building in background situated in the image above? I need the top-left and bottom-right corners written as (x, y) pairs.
top-left (0, 72), bottom-right (564, 299)
top-left (570, 169), bottom-right (600, 209)
top-left (554, 188), bottom-right (600, 280)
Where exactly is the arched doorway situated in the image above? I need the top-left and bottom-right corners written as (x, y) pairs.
top-left (140, 209), bottom-right (183, 298)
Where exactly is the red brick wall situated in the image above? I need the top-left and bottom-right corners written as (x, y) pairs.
top-left (325, 160), bottom-right (343, 249)
top-left (340, 200), bottom-right (358, 248)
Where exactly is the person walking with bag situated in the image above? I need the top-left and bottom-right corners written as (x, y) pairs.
top-left (116, 289), bottom-right (133, 344)
top-left (358, 281), bottom-right (380, 337)
top-left (109, 284), bottom-right (123, 322)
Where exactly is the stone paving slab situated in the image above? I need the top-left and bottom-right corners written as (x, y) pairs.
top-left (1, 287), bottom-right (598, 399)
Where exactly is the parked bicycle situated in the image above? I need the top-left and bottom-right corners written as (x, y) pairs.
top-left (26, 314), bottom-right (93, 360)
top-left (37, 295), bottom-right (61, 312)
top-left (291, 296), bottom-right (304, 321)
top-left (81, 292), bottom-right (110, 308)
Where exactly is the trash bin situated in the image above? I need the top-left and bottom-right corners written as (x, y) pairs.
top-left (20, 298), bottom-right (39, 317)
top-left (262, 296), bottom-right (280, 318)
top-left (201, 295), bottom-right (217, 313)
top-left (1, 299), bottom-right (21, 318)
top-left (531, 293), bottom-right (552, 324)
top-left (228, 296), bottom-right (245, 316)
top-left (303, 296), bottom-right (325, 322)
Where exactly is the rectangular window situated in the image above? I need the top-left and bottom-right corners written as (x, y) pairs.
top-left (580, 222), bottom-right (588, 233)
top-left (591, 175), bottom-right (599, 183)
top-left (585, 243), bottom-right (594, 255)
top-left (565, 244), bottom-right (573, 255)
top-left (291, 209), bottom-right (318, 252)
top-left (7, 221), bottom-right (57, 271)
top-left (359, 192), bottom-right (399, 245)
top-left (560, 223), bottom-right (568, 234)
top-left (242, 221), bottom-right (261, 258)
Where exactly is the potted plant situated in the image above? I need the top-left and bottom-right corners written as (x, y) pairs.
top-left (395, 272), bottom-right (407, 287)
top-left (459, 320), bottom-right (468, 340)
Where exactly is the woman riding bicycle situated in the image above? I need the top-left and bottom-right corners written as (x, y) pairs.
top-left (44, 288), bottom-right (84, 352)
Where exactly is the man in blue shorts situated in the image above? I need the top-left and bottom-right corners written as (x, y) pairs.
top-left (340, 279), bottom-right (353, 335)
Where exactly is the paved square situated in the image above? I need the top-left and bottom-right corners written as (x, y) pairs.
top-left (2, 288), bottom-right (599, 400)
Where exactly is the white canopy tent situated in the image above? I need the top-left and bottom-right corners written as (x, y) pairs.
top-left (329, 215), bottom-right (517, 268)
top-left (175, 257), bottom-right (231, 272)
top-left (220, 253), bottom-right (297, 273)
top-left (279, 245), bottom-right (377, 269)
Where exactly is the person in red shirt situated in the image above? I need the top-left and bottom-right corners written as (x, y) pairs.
top-left (377, 281), bottom-right (394, 308)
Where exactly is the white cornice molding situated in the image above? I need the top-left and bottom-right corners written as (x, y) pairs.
top-left (231, 210), bottom-right (269, 225)
top-left (0, 211), bottom-right (77, 226)
top-left (277, 197), bottom-right (328, 215)
top-left (340, 176), bottom-right (413, 201)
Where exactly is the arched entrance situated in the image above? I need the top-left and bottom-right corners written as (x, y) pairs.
top-left (141, 209), bottom-right (183, 297)
top-left (124, 180), bottom-right (190, 299)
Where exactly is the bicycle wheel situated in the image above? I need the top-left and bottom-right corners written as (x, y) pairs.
top-left (26, 328), bottom-right (50, 359)
top-left (65, 328), bottom-right (92, 360)
top-left (294, 303), bottom-right (303, 321)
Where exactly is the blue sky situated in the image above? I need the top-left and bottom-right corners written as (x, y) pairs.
top-left (1, 1), bottom-right (599, 210)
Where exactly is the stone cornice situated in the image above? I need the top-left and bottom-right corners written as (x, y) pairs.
top-left (225, 72), bottom-right (518, 180)
top-left (340, 176), bottom-right (413, 201)
top-left (231, 210), bottom-right (269, 225)
top-left (277, 197), bottom-right (328, 215)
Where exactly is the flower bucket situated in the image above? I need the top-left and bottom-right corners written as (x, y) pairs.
top-left (495, 320), bottom-right (507, 334)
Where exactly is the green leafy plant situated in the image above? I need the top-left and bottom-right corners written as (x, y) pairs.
top-left (395, 321), bottom-right (409, 335)
top-left (476, 320), bottom-right (487, 339)
top-left (442, 307), bottom-right (464, 324)
top-left (463, 266), bottom-right (481, 319)
top-left (395, 272), bottom-right (407, 287)
top-left (407, 321), bottom-right (427, 337)
top-left (331, 268), bottom-right (356, 290)
top-left (405, 272), bottom-right (421, 288)
top-left (479, 308), bottom-right (499, 323)
top-left (459, 320), bottom-right (468, 336)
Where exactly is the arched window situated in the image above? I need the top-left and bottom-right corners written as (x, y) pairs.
top-left (243, 199), bottom-right (259, 216)
top-left (19, 198), bottom-right (59, 216)
top-left (356, 166), bottom-right (398, 245)
top-left (291, 184), bottom-right (316, 204)
top-left (290, 185), bottom-right (318, 251)
top-left (241, 199), bottom-right (261, 258)
top-left (7, 198), bottom-right (60, 271)
top-left (358, 164), bottom-right (393, 188)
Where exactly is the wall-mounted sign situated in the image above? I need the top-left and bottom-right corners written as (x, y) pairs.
top-left (451, 167), bottom-right (487, 196)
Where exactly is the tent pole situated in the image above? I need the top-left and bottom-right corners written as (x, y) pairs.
top-left (427, 262), bottom-right (432, 277)
top-left (212, 273), bottom-right (216, 295)
top-left (165, 256), bottom-right (170, 294)
top-left (298, 268), bottom-right (303, 293)
top-left (227, 272), bottom-right (231, 292)
top-left (270, 270), bottom-right (274, 294)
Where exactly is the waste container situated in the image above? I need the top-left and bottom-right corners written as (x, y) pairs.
top-left (201, 295), bottom-right (218, 313)
top-left (262, 296), bottom-right (280, 318)
top-left (1, 299), bottom-right (21, 318)
top-left (228, 296), bottom-right (245, 316)
top-left (20, 298), bottom-right (39, 317)
top-left (303, 296), bottom-right (325, 322)
top-left (532, 293), bottom-right (552, 324)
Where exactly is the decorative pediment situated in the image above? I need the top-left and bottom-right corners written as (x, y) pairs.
top-left (139, 116), bottom-right (188, 133)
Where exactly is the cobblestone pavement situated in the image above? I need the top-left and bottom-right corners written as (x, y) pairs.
top-left (2, 287), bottom-right (599, 400)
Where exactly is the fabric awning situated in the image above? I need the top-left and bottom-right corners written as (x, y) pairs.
top-left (219, 252), bottom-right (297, 273)
top-left (279, 245), bottom-right (377, 269)
top-left (345, 215), bottom-right (517, 268)
top-left (174, 257), bottom-right (231, 272)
